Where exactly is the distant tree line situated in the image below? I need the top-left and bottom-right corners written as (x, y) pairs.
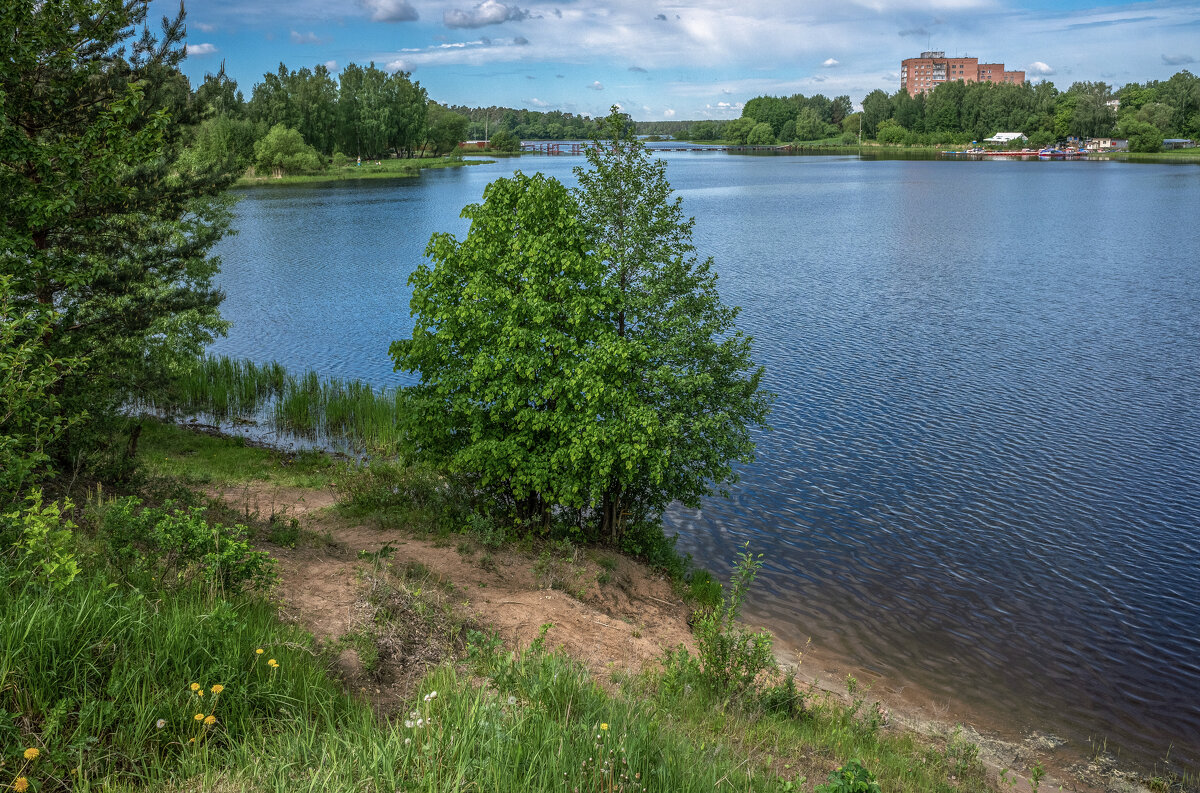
top-left (179, 61), bottom-right (471, 179)
top-left (447, 105), bottom-right (602, 141)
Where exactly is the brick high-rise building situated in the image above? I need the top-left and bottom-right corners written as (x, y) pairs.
top-left (901, 52), bottom-right (1025, 96)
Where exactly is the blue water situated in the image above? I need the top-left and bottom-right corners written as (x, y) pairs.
top-left (212, 154), bottom-right (1200, 772)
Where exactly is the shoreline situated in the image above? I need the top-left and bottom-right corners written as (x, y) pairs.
top-left (150, 414), bottom-right (1183, 793)
top-left (233, 156), bottom-right (492, 188)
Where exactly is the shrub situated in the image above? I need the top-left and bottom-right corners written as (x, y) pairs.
top-left (816, 759), bottom-right (882, 793)
top-left (98, 497), bottom-right (274, 591)
top-left (692, 544), bottom-right (776, 695)
top-left (4, 490), bottom-right (80, 591)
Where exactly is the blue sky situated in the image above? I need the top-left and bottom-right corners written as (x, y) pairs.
top-left (163, 0), bottom-right (1200, 119)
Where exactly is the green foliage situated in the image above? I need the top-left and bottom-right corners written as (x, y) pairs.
top-left (177, 114), bottom-right (261, 177)
top-left (573, 108), bottom-right (772, 541)
top-left (1119, 118), bottom-right (1164, 152)
top-left (253, 123), bottom-right (326, 176)
top-left (816, 759), bottom-right (883, 793)
top-left (453, 104), bottom-right (601, 141)
top-left (0, 277), bottom-right (80, 504)
top-left (97, 496), bottom-right (275, 592)
top-left (5, 490), bottom-right (80, 591)
top-left (487, 128), bottom-right (521, 152)
top-left (423, 102), bottom-right (470, 155)
top-left (689, 544), bottom-right (777, 695)
top-left (747, 122), bottom-right (776, 145)
top-left (875, 119), bottom-right (908, 144)
top-left (794, 106), bottom-right (828, 141)
top-left (724, 116), bottom-right (757, 144)
top-left (0, 0), bottom-right (235, 482)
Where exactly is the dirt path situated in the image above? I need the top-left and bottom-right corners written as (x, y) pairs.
top-left (217, 483), bottom-right (696, 688)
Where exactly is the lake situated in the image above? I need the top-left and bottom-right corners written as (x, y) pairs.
top-left (211, 152), bottom-right (1200, 774)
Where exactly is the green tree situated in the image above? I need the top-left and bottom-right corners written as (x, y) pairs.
top-left (1118, 118), bottom-right (1163, 152)
top-left (487, 129), bottom-right (521, 152)
top-left (861, 89), bottom-right (893, 138)
top-left (253, 124), bottom-right (325, 176)
top-left (793, 107), bottom-right (826, 141)
top-left (875, 118), bottom-right (907, 144)
top-left (571, 108), bottom-right (772, 540)
top-left (724, 116), bottom-right (756, 144)
top-left (177, 114), bottom-right (261, 177)
top-left (746, 122), bottom-right (775, 145)
top-left (0, 0), bottom-right (235, 477)
top-left (1068, 81), bottom-right (1116, 138)
top-left (422, 103), bottom-right (469, 155)
top-left (390, 173), bottom-right (623, 529)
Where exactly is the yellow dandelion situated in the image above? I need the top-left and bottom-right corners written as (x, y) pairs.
top-left (210, 684), bottom-right (224, 694)
top-left (14, 777), bottom-right (29, 793)
top-left (196, 690), bottom-right (204, 697)
top-left (194, 713), bottom-right (204, 721)
top-left (188, 738), bottom-right (195, 744)
top-left (204, 715), bottom-right (217, 726)
top-left (189, 682), bottom-right (200, 691)
top-left (600, 723), bottom-right (609, 731)
top-left (255, 648), bottom-right (264, 655)
top-left (23, 747), bottom-right (39, 761)
top-left (267, 659), bottom-right (279, 668)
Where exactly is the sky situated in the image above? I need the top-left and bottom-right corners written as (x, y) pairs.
top-left (161, 0), bottom-right (1200, 120)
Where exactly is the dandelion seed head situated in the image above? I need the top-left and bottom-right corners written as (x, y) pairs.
top-left (507, 695), bottom-right (517, 705)
top-left (156, 719), bottom-right (166, 729)
top-left (405, 720), bottom-right (414, 728)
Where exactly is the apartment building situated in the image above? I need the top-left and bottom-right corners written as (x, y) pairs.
top-left (901, 52), bottom-right (1025, 96)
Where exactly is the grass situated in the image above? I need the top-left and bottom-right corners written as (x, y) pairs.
top-left (136, 419), bottom-right (339, 489)
top-left (234, 156), bottom-right (490, 187)
top-left (1103, 149), bottom-right (1200, 163)
top-left (147, 354), bottom-right (412, 457)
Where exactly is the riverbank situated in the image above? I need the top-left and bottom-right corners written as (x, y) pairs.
top-left (123, 417), bottom-right (1189, 793)
top-left (234, 156), bottom-right (491, 187)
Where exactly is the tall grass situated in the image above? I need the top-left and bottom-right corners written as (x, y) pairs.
top-left (147, 355), bottom-right (410, 456)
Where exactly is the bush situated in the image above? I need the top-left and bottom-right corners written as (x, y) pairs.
top-left (816, 759), bottom-right (882, 793)
top-left (487, 129), bottom-right (521, 152)
top-left (875, 119), bottom-right (907, 145)
top-left (4, 490), bottom-right (80, 591)
top-left (253, 123), bottom-right (326, 176)
top-left (98, 497), bottom-right (274, 592)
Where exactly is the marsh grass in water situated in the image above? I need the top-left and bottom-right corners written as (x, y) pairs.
top-left (146, 355), bottom-right (412, 456)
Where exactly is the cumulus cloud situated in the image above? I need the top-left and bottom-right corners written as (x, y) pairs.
top-left (361, 0), bottom-right (418, 22)
top-left (663, 108), bottom-right (676, 117)
top-left (445, 0), bottom-right (531, 28)
top-left (629, 66), bottom-right (647, 72)
top-left (186, 42), bottom-right (217, 56)
top-left (290, 30), bottom-right (321, 43)
top-left (1028, 61), bottom-right (1055, 75)
top-left (822, 57), bottom-right (839, 67)
top-left (1162, 53), bottom-right (1195, 65)
top-left (587, 80), bottom-right (604, 90)
top-left (386, 58), bottom-right (413, 72)
top-left (529, 97), bottom-right (549, 106)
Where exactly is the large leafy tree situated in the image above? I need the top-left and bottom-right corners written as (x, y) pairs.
top-left (0, 0), bottom-right (235, 477)
top-left (390, 173), bottom-right (630, 529)
top-left (573, 108), bottom-right (773, 541)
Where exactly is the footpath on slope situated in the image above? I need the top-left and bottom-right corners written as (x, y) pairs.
top-left (209, 476), bottom-right (1159, 793)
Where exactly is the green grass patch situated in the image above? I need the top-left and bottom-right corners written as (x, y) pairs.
top-left (1103, 149), bottom-right (1200, 163)
top-left (136, 419), bottom-right (339, 489)
top-left (234, 157), bottom-right (490, 187)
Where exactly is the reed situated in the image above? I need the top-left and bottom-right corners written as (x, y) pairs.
top-left (150, 355), bottom-right (410, 456)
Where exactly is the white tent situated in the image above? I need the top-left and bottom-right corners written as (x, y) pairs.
top-left (983, 132), bottom-right (1028, 143)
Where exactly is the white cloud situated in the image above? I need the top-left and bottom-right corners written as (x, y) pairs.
top-left (324, 60), bottom-right (339, 71)
top-left (361, 0), bottom-right (418, 22)
top-left (193, 22), bottom-right (216, 32)
top-left (445, 0), bottom-right (532, 28)
top-left (663, 108), bottom-right (676, 117)
top-left (822, 57), bottom-right (840, 67)
top-left (290, 30), bottom-right (321, 44)
top-left (528, 97), bottom-right (550, 106)
top-left (1028, 61), bottom-right (1055, 75)
top-left (186, 42), bottom-right (217, 56)
top-left (386, 58), bottom-right (413, 72)
top-left (587, 80), bottom-right (604, 90)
